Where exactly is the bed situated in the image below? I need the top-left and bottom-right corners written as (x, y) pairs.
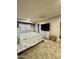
top-left (17, 32), bottom-right (44, 53)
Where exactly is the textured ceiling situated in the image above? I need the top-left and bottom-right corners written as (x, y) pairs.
top-left (17, 0), bottom-right (61, 22)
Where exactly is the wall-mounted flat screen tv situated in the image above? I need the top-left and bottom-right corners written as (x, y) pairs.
top-left (41, 23), bottom-right (50, 31)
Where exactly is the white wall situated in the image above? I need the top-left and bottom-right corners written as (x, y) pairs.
top-left (36, 16), bottom-right (61, 41)
top-left (50, 17), bottom-right (60, 41)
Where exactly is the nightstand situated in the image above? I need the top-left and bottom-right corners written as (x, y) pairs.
top-left (49, 35), bottom-right (57, 42)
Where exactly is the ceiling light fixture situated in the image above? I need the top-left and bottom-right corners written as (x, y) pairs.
top-left (26, 19), bottom-right (31, 21)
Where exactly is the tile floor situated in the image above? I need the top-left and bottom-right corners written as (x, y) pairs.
top-left (18, 40), bottom-right (61, 59)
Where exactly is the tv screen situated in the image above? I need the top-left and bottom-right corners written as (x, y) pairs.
top-left (41, 23), bottom-right (50, 31)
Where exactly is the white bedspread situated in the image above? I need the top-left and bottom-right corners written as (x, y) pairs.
top-left (17, 32), bottom-right (43, 53)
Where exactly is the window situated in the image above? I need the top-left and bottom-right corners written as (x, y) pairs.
top-left (19, 24), bottom-right (32, 31)
top-left (17, 22), bottom-right (35, 32)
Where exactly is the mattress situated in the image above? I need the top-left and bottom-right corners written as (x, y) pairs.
top-left (17, 32), bottom-right (44, 53)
